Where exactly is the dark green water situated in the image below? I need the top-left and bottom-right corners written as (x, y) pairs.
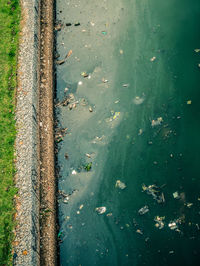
top-left (55, 0), bottom-right (200, 265)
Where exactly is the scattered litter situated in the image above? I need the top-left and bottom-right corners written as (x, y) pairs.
top-left (56, 49), bottom-right (72, 65)
top-left (102, 31), bottom-right (107, 35)
top-left (55, 128), bottom-right (68, 143)
top-left (194, 49), bottom-right (200, 53)
top-left (74, 22), bottom-right (80, 26)
top-left (89, 107), bottom-right (93, 112)
top-left (185, 202), bottom-right (193, 208)
top-left (136, 229), bottom-right (143, 235)
top-left (66, 23), bottom-right (72, 26)
top-left (78, 81), bottom-right (83, 85)
top-left (138, 129), bottom-right (143, 135)
top-left (90, 21), bottom-right (95, 26)
top-left (187, 100), bottom-right (192, 105)
top-left (122, 83), bottom-right (130, 87)
top-left (169, 251), bottom-right (175, 254)
top-left (113, 112), bottom-right (120, 120)
top-left (168, 221), bottom-right (178, 230)
top-left (84, 162), bottom-right (92, 171)
top-left (150, 56), bottom-right (156, 62)
top-left (154, 216), bottom-right (165, 229)
top-left (173, 191), bottom-right (179, 199)
top-left (102, 78), bottom-right (108, 83)
top-left (142, 184), bottom-right (165, 203)
top-left (106, 213), bottom-right (112, 217)
top-left (64, 153), bottom-right (69, 160)
top-left (115, 180), bottom-right (126, 190)
top-left (72, 170), bottom-right (77, 175)
top-left (22, 250), bottom-right (28, 256)
top-left (58, 190), bottom-right (78, 204)
top-left (79, 204), bottom-right (84, 210)
top-left (133, 96), bottom-right (145, 105)
top-left (151, 117), bottom-right (163, 127)
top-left (119, 49), bottom-right (124, 54)
top-left (85, 153), bottom-right (92, 158)
top-left (95, 206), bottom-right (106, 214)
top-left (81, 71), bottom-right (89, 78)
top-left (138, 205), bottom-right (149, 215)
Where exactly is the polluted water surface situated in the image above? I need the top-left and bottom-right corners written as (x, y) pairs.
top-left (55, 0), bottom-right (200, 265)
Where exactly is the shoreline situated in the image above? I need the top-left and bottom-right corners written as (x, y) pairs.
top-left (14, 0), bottom-right (56, 265)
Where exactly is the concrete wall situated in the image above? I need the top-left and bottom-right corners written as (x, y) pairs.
top-left (14, 0), bottom-right (40, 265)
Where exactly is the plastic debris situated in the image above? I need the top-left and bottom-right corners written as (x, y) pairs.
top-left (187, 100), bottom-right (192, 105)
top-left (115, 180), bottom-right (126, 190)
top-left (154, 216), bottom-right (165, 229)
top-left (113, 112), bottom-right (120, 120)
top-left (168, 221), bottom-right (178, 230)
top-left (138, 205), bottom-right (149, 215)
top-left (142, 184), bottom-right (165, 203)
top-left (89, 107), bottom-right (93, 112)
top-left (122, 83), bottom-right (129, 87)
top-left (102, 31), bottom-right (107, 35)
top-left (72, 170), bottom-right (77, 175)
top-left (136, 229), bottom-right (143, 235)
top-left (79, 204), bottom-right (84, 210)
top-left (102, 78), bottom-right (108, 83)
top-left (186, 202), bottom-right (193, 208)
top-left (66, 23), bottom-right (72, 26)
top-left (194, 49), bottom-right (200, 53)
top-left (95, 206), bottom-right (106, 214)
top-left (119, 49), bottom-right (124, 54)
top-left (151, 117), bottom-right (163, 127)
top-left (138, 129), bottom-right (143, 135)
top-left (133, 96), bottom-right (144, 105)
top-left (81, 71), bottom-right (89, 78)
top-left (150, 56), bottom-right (156, 62)
top-left (173, 191), bottom-right (179, 199)
top-left (74, 22), bottom-right (80, 26)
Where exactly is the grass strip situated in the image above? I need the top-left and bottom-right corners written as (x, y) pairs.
top-left (0, 0), bottom-right (20, 264)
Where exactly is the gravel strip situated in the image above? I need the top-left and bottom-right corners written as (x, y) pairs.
top-left (14, 0), bottom-right (41, 265)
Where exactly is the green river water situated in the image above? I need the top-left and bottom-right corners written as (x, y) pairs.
top-left (55, 0), bottom-right (200, 265)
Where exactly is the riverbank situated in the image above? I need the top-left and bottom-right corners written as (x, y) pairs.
top-left (14, 0), bottom-right (56, 265)
top-left (0, 0), bottom-right (20, 264)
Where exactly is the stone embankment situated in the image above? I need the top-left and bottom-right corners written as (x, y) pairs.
top-left (14, 0), bottom-right (56, 265)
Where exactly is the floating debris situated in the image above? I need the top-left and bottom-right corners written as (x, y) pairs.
top-left (84, 162), bottom-right (92, 172)
top-left (150, 56), bottom-right (156, 62)
top-left (142, 184), bottom-right (165, 203)
top-left (154, 216), bottom-right (165, 229)
top-left (187, 100), bottom-right (192, 105)
top-left (119, 49), bottom-right (124, 54)
top-left (115, 180), bottom-right (126, 190)
top-left (72, 170), bottom-right (77, 175)
top-left (122, 83), bottom-right (130, 87)
top-left (55, 128), bottom-right (68, 143)
top-left (95, 206), bottom-right (106, 214)
top-left (136, 229), bottom-right (143, 235)
top-left (138, 205), bottom-right (149, 215)
top-left (173, 191), bottom-right (180, 199)
top-left (151, 117), bottom-right (163, 127)
top-left (102, 78), bottom-right (108, 83)
top-left (58, 189), bottom-right (78, 204)
top-left (79, 204), bottom-right (84, 210)
top-left (78, 81), bottom-right (83, 85)
top-left (64, 153), bottom-right (69, 160)
top-left (194, 49), bottom-right (200, 53)
top-left (56, 49), bottom-right (72, 65)
top-left (81, 71), bottom-right (89, 78)
top-left (74, 22), bottom-right (81, 26)
top-left (185, 202), bottom-right (193, 208)
top-left (133, 96), bottom-right (145, 105)
top-left (168, 221), bottom-right (178, 230)
top-left (89, 107), bottom-right (93, 112)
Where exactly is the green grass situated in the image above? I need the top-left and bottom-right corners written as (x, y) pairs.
top-left (0, 0), bottom-right (20, 264)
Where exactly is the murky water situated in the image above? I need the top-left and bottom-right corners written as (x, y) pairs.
top-left (55, 0), bottom-right (200, 265)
